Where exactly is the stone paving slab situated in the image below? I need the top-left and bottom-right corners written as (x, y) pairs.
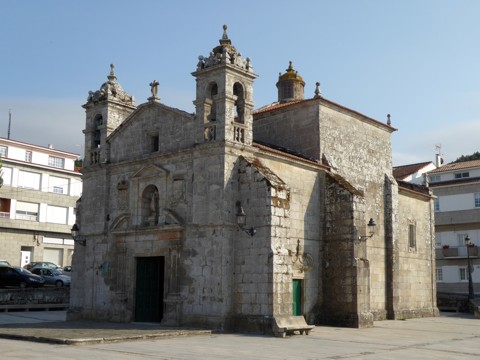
top-left (0, 320), bottom-right (212, 345)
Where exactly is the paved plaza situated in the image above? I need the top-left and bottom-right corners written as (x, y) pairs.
top-left (0, 311), bottom-right (479, 359)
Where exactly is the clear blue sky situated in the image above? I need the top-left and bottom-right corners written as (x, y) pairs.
top-left (1, 0), bottom-right (479, 165)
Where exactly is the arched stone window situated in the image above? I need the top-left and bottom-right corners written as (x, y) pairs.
top-left (93, 115), bottom-right (103, 148)
top-left (233, 82), bottom-right (245, 124)
top-left (142, 184), bottom-right (159, 226)
top-left (205, 82), bottom-right (218, 123)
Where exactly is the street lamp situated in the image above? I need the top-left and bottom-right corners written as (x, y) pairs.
top-left (465, 235), bottom-right (475, 300)
top-left (71, 223), bottom-right (86, 246)
top-left (358, 218), bottom-right (376, 241)
top-left (236, 202), bottom-right (256, 237)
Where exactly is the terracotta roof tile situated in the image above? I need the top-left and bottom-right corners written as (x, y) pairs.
top-left (392, 161), bottom-right (433, 180)
top-left (254, 97), bottom-right (396, 131)
top-left (428, 159), bottom-right (480, 174)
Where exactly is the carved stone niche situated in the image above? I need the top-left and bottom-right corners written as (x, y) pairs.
top-left (131, 164), bottom-right (170, 227)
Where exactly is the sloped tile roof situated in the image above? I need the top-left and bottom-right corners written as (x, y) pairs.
top-left (254, 97), bottom-right (396, 131)
top-left (428, 159), bottom-right (480, 174)
top-left (393, 161), bottom-right (433, 180)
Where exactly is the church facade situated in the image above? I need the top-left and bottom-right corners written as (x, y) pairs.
top-left (68, 26), bottom-right (438, 331)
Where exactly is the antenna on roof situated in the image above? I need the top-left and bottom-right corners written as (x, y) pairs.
top-left (7, 109), bottom-right (11, 139)
top-left (434, 144), bottom-right (444, 167)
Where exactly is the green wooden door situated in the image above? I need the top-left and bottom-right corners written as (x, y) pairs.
top-left (292, 279), bottom-right (302, 316)
top-left (135, 257), bottom-right (165, 322)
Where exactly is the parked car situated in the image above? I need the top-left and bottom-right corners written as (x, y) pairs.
top-left (0, 260), bottom-right (11, 267)
top-left (24, 262), bottom-right (62, 272)
top-left (23, 262), bottom-right (38, 270)
top-left (31, 268), bottom-right (71, 287)
top-left (0, 266), bottom-right (45, 288)
top-left (63, 266), bottom-right (72, 273)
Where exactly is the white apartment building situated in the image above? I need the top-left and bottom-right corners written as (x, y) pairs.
top-left (428, 159), bottom-right (480, 295)
top-left (0, 137), bottom-right (82, 267)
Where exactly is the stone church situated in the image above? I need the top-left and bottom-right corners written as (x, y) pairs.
top-left (69, 26), bottom-right (438, 332)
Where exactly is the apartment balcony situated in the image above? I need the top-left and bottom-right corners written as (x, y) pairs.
top-left (436, 246), bottom-right (478, 259)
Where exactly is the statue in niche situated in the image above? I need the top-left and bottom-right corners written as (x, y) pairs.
top-left (150, 190), bottom-right (159, 217)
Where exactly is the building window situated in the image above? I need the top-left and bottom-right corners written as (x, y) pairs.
top-left (429, 175), bottom-right (441, 182)
top-left (435, 232), bottom-right (442, 248)
top-left (18, 170), bottom-right (41, 190)
top-left (46, 205), bottom-right (67, 224)
top-left (459, 267), bottom-right (469, 281)
top-left (457, 234), bottom-right (468, 247)
top-left (15, 201), bottom-right (39, 221)
top-left (150, 134), bottom-right (159, 152)
top-left (434, 198), bottom-right (440, 212)
top-left (48, 156), bottom-right (65, 169)
top-left (49, 175), bottom-right (68, 195)
top-left (0, 146), bottom-right (7, 157)
top-left (94, 115), bottom-right (103, 148)
top-left (0, 198), bottom-right (11, 218)
top-left (454, 172), bottom-right (469, 179)
top-left (25, 151), bottom-right (32, 162)
top-left (409, 223), bottom-right (416, 250)
top-left (475, 193), bottom-right (480, 208)
top-left (1, 167), bottom-right (12, 186)
top-left (436, 268), bottom-right (443, 282)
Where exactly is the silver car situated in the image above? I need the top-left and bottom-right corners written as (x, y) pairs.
top-left (31, 268), bottom-right (71, 287)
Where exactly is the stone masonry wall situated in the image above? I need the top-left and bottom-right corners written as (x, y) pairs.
top-left (318, 175), bottom-right (373, 328)
top-left (108, 103), bottom-right (195, 164)
top-left (254, 101), bottom-right (320, 161)
top-left (394, 190), bottom-right (438, 319)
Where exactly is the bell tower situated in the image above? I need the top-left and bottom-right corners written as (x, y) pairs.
top-left (82, 64), bottom-right (136, 166)
top-left (192, 25), bottom-right (257, 146)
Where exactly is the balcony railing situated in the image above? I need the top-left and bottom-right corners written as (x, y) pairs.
top-left (436, 246), bottom-right (478, 259)
top-left (15, 213), bottom-right (38, 221)
top-left (204, 125), bottom-right (216, 142)
top-left (233, 124), bottom-right (245, 144)
top-left (0, 212), bottom-right (10, 218)
top-left (89, 148), bottom-right (101, 165)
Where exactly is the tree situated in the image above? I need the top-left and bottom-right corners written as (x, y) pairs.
top-left (451, 151), bottom-right (480, 164)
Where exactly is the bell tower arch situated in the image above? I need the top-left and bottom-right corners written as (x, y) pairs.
top-left (192, 25), bottom-right (257, 146)
top-left (82, 64), bottom-right (136, 166)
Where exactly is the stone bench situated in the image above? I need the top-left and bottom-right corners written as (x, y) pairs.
top-left (272, 315), bottom-right (315, 337)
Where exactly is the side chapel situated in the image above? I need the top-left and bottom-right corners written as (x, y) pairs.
top-left (69, 25), bottom-right (438, 331)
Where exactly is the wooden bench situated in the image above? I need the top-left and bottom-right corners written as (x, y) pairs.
top-left (272, 315), bottom-right (315, 338)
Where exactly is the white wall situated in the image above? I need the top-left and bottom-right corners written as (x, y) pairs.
top-left (439, 264), bottom-right (480, 283)
top-left (437, 193), bottom-right (479, 212)
top-left (431, 168), bottom-right (480, 183)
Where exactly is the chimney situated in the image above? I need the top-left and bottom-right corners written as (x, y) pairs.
top-left (435, 154), bottom-right (443, 167)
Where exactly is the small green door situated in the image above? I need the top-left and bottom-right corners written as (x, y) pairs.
top-left (292, 279), bottom-right (302, 316)
top-left (135, 257), bottom-right (165, 322)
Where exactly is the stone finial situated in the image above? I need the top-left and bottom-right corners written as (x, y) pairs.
top-left (108, 64), bottom-right (117, 83)
top-left (220, 24), bottom-right (231, 46)
top-left (149, 80), bottom-right (160, 102)
top-left (387, 113), bottom-right (391, 126)
top-left (287, 61), bottom-right (293, 71)
top-left (222, 24), bottom-right (228, 39)
top-left (246, 57), bottom-right (251, 71)
top-left (314, 82), bottom-right (321, 98)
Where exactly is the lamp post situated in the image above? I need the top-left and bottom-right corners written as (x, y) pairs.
top-left (465, 235), bottom-right (475, 300)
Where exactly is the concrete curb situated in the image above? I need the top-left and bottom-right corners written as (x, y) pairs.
top-left (0, 329), bottom-right (212, 345)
